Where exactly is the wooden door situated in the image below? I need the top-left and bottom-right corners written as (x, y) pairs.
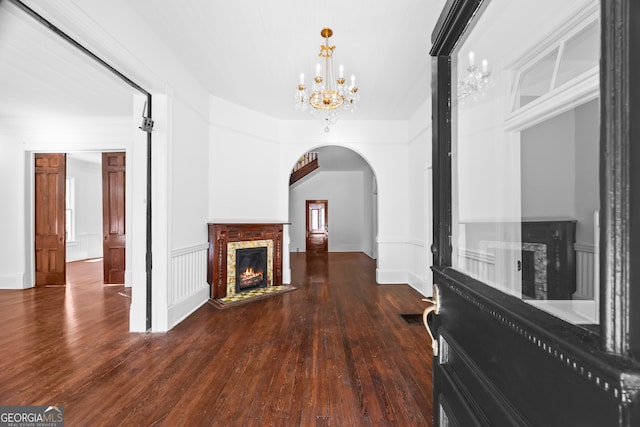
top-left (306, 200), bottom-right (328, 253)
top-left (428, 1), bottom-right (640, 425)
top-left (34, 153), bottom-right (66, 286)
top-left (102, 152), bottom-right (126, 284)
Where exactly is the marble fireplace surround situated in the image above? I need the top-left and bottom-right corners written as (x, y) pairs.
top-left (227, 240), bottom-right (273, 296)
top-left (207, 223), bottom-right (284, 300)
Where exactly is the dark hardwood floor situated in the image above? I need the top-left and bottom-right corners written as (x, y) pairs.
top-left (0, 253), bottom-right (434, 426)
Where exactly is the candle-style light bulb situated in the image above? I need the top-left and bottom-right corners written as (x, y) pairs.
top-left (299, 73), bottom-right (305, 85)
top-left (468, 51), bottom-right (475, 67)
top-left (339, 64), bottom-right (344, 78)
top-left (316, 63), bottom-right (322, 77)
top-left (481, 59), bottom-right (488, 73)
top-left (351, 74), bottom-right (356, 86)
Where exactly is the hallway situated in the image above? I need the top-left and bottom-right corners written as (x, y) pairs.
top-left (0, 253), bottom-right (433, 426)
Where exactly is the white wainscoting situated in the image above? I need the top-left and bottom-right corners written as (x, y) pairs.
top-left (407, 238), bottom-right (431, 296)
top-left (459, 244), bottom-right (596, 301)
top-left (574, 243), bottom-right (596, 300)
top-left (457, 248), bottom-right (496, 284)
top-left (168, 243), bottom-right (210, 328)
top-left (375, 239), bottom-right (410, 284)
top-left (66, 232), bottom-right (102, 262)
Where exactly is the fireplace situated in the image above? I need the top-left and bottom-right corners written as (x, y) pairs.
top-left (235, 247), bottom-right (267, 293)
top-left (207, 223), bottom-right (284, 299)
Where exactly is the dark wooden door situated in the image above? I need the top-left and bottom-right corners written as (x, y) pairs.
top-left (306, 200), bottom-right (328, 253)
top-left (102, 152), bottom-right (126, 284)
top-left (34, 153), bottom-right (66, 286)
top-left (427, 1), bottom-right (640, 425)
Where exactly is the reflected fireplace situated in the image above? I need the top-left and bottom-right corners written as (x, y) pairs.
top-left (236, 247), bottom-right (267, 293)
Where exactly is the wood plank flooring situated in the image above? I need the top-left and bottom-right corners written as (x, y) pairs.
top-left (0, 253), bottom-right (434, 426)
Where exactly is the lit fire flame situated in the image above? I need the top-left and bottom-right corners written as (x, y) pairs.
top-left (241, 268), bottom-right (263, 279)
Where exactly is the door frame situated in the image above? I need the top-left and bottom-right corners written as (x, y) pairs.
top-left (26, 149), bottom-right (131, 284)
top-left (305, 199), bottom-right (328, 253)
top-left (429, 0), bottom-right (640, 424)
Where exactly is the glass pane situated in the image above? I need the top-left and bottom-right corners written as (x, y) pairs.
top-left (517, 48), bottom-right (558, 109)
top-left (555, 21), bottom-right (599, 88)
top-left (312, 209), bottom-right (319, 230)
top-left (318, 208), bottom-right (325, 229)
top-left (452, 0), bottom-right (600, 326)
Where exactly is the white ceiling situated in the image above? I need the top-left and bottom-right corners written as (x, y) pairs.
top-left (127, 0), bottom-right (446, 120)
top-left (0, 1), bottom-right (135, 119)
top-left (0, 0), bottom-right (446, 122)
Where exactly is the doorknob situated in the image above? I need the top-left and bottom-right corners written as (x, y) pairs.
top-left (422, 284), bottom-right (440, 357)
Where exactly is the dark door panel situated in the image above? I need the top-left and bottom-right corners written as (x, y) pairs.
top-left (432, 269), bottom-right (626, 426)
top-left (34, 153), bottom-right (66, 286)
top-left (102, 152), bottom-right (126, 284)
top-left (434, 365), bottom-right (486, 427)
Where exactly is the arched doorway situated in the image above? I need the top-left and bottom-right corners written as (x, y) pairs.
top-left (288, 146), bottom-right (378, 258)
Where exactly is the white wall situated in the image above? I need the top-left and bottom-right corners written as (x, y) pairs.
top-left (521, 98), bottom-right (599, 246)
top-left (66, 155), bottom-right (103, 262)
top-left (407, 101), bottom-right (433, 296)
top-left (289, 170), bottom-right (367, 253)
top-left (171, 98), bottom-right (210, 249)
top-left (209, 97), bottom-right (281, 222)
top-left (0, 132), bottom-right (26, 289)
top-left (521, 110), bottom-right (576, 219)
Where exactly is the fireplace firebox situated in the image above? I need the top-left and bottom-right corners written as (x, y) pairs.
top-left (235, 247), bottom-right (268, 293)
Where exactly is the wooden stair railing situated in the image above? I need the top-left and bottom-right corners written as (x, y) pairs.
top-left (290, 152), bottom-right (319, 185)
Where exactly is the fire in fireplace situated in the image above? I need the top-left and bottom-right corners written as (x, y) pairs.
top-left (235, 247), bottom-right (268, 294)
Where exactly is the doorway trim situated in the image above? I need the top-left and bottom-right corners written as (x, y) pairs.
top-left (305, 200), bottom-right (328, 253)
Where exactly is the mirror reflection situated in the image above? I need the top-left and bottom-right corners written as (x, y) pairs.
top-left (451, 0), bottom-right (600, 326)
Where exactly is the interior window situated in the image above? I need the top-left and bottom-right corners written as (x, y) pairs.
top-left (451, 0), bottom-right (600, 326)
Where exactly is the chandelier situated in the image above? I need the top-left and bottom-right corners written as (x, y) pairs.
top-left (295, 28), bottom-right (359, 132)
top-left (457, 51), bottom-right (491, 102)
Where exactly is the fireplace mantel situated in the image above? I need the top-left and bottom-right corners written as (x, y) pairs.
top-left (207, 223), bottom-right (284, 299)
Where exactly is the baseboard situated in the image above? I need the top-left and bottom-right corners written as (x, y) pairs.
top-left (0, 272), bottom-right (25, 289)
top-left (362, 249), bottom-right (375, 259)
top-left (331, 245), bottom-right (366, 252)
top-left (376, 269), bottom-right (408, 284)
top-left (407, 271), bottom-right (431, 297)
top-left (167, 285), bottom-right (209, 330)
